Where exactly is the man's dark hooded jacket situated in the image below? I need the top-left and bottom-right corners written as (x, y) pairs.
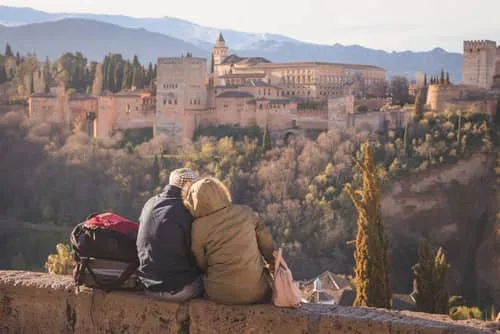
top-left (136, 185), bottom-right (201, 292)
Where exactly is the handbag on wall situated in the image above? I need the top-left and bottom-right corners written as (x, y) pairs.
top-left (272, 248), bottom-right (302, 308)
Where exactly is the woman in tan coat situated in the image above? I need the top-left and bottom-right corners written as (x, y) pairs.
top-left (183, 177), bottom-right (276, 305)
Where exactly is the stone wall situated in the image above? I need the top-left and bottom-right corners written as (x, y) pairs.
top-left (0, 271), bottom-right (497, 333)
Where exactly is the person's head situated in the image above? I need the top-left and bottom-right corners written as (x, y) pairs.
top-left (168, 168), bottom-right (198, 190)
top-left (182, 177), bottom-right (232, 218)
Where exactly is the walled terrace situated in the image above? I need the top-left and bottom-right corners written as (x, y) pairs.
top-left (1, 271), bottom-right (499, 333)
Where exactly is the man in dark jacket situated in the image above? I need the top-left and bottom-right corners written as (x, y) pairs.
top-left (136, 168), bottom-right (202, 301)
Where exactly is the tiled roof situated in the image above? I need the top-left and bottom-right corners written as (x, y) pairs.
top-left (31, 93), bottom-right (56, 98)
top-left (220, 54), bottom-right (243, 65)
top-left (250, 80), bottom-right (274, 87)
top-left (267, 98), bottom-right (293, 105)
top-left (250, 61), bottom-right (384, 70)
top-left (216, 91), bottom-right (255, 98)
top-left (219, 73), bottom-right (266, 79)
top-left (220, 55), bottom-right (271, 66)
top-left (391, 294), bottom-right (416, 311)
top-left (300, 271), bottom-right (352, 290)
top-left (237, 57), bottom-right (271, 66)
top-left (69, 93), bottom-right (97, 101)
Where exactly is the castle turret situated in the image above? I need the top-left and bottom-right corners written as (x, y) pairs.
top-left (213, 33), bottom-right (229, 67)
top-left (462, 40), bottom-right (497, 89)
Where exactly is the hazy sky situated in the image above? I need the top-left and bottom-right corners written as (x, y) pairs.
top-left (2, 0), bottom-right (500, 52)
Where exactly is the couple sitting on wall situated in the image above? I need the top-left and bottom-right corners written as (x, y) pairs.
top-left (136, 168), bottom-right (275, 305)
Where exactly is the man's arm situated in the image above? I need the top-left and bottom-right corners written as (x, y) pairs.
top-left (138, 195), bottom-right (160, 225)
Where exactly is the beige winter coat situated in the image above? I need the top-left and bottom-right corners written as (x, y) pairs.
top-left (183, 177), bottom-right (275, 305)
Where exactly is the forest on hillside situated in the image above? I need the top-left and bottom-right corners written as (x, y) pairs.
top-left (0, 105), bottom-right (497, 306)
top-left (0, 43), bottom-right (156, 100)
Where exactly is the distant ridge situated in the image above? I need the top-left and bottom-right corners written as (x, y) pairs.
top-left (0, 18), bottom-right (208, 62)
top-left (0, 6), bottom-right (464, 81)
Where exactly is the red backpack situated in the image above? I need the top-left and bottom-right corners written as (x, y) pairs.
top-left (70, 212), bottom-right (140, 292)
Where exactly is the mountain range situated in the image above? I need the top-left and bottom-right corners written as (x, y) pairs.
top-left (0, 5), bottom-right (464, 82)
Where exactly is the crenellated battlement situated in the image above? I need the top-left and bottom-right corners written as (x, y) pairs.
top-left (464, 40), bottom-right (497, 51)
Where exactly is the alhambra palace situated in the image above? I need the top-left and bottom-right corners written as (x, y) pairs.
top-left (28, 36), bottom-right (500, 143)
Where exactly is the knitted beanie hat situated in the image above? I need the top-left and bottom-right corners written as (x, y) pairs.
top-left (169, 168), bottom-right (198, 189)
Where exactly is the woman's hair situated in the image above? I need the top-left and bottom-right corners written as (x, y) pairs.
top-left (182, 177), bottom-right (232, 218)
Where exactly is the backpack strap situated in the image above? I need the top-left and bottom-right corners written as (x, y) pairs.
top-left (80, 257), bottom-right (139, 293)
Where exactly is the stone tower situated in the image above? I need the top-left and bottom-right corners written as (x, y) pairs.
top-left (155, 56), bottom-right (208, 144)
top-left (462, 40), bottom-right (497, 89)
top-left (212, 33), bottom-right (229, 67)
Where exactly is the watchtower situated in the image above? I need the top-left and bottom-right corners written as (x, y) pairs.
top-left (462, 40), bottom-right (497, 89)
top-left (212, 33), bottom-right (229, 68)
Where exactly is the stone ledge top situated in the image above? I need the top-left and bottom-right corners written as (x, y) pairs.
top-left (1, 270), bottom-right (499, 334)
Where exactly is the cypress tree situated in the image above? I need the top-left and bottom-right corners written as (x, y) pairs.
top-left (210, 52), bottom-right (215, 74)
top-left (440, 69), bottom-right (445, 85)
top-left (4, 43), bottom-right (13, 58)
top-left (457, 111), bottom-right (463, 154)
top-left (146, 62), bottom-right (154, 86)
top-left (494, 97), bottom-right (500, 126)
top-left (132, 55), bottom-right (140, 67)
top-left (403, 123), bottom-right (411, 157)
top-left (152, 155), bottom-right (160, 187)
top-left (262, 126), bottom-right (272, 151)
top-left (413, 239), bottom-right (436, 313)
top-left (414, 89), bottom-right (424, 122)
top-left (29, 72), bottom-right (35, 94)
top-left (445, 72), bottom-right (450, 85)
top-left (0, 65), bottom-right (7, 84)
top-left (433, 247), bottom-right (450, 314)
top-left (423, 73), bottom-right (427, 86)
top-left (345, 142), bottom-right (391, 309)
top-left (412, 239), bottom-right (450, 314)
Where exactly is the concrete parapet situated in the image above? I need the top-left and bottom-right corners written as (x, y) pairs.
top-left (0, 271), bottom-right (497, 333)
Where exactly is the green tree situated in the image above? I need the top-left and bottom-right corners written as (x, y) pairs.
top-left (440, 69), bottom-right (445, 85)
top-left (0, 65), bottom-right (7, 84)
top-left (152, 155), bottom-right (160, 187)
top-left (146, 62), bottom-right (154, 86)
top-left (445, 72), bottom-right (451, 85)
top-left (423, 73), bottom-right (427, 86)
top-left (449, 306), bottom-right (482, 320)
top-left (42, 57), bottom-right (51, 93)
top-left (494, 97), bottom-right (500, 127)
top-left (412, 239), bottom-right (450, 314)
top-left (345, 142), bottom-right (391, 309)
top-left (433, 247), bottom-right (450, 314)
top-left (262, 126), bottom-right (272, 151)
top-left (390, 76), bottom-right (409, 106)
top-left (414, 89), bottom-right (424, 122)
top-left (4, 43), bottom-right (13, 58)
top-left (210, 52), bottom-right (215, 74)
top-left (29, 72), bottom-right (35, 94)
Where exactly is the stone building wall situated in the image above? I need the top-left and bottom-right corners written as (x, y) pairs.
top-left (462, 40), bottom-right (498, 89)
top-left (426, 84), bottom-right (464, 111)
top-left (155, 57), bottom-right (208, 143)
